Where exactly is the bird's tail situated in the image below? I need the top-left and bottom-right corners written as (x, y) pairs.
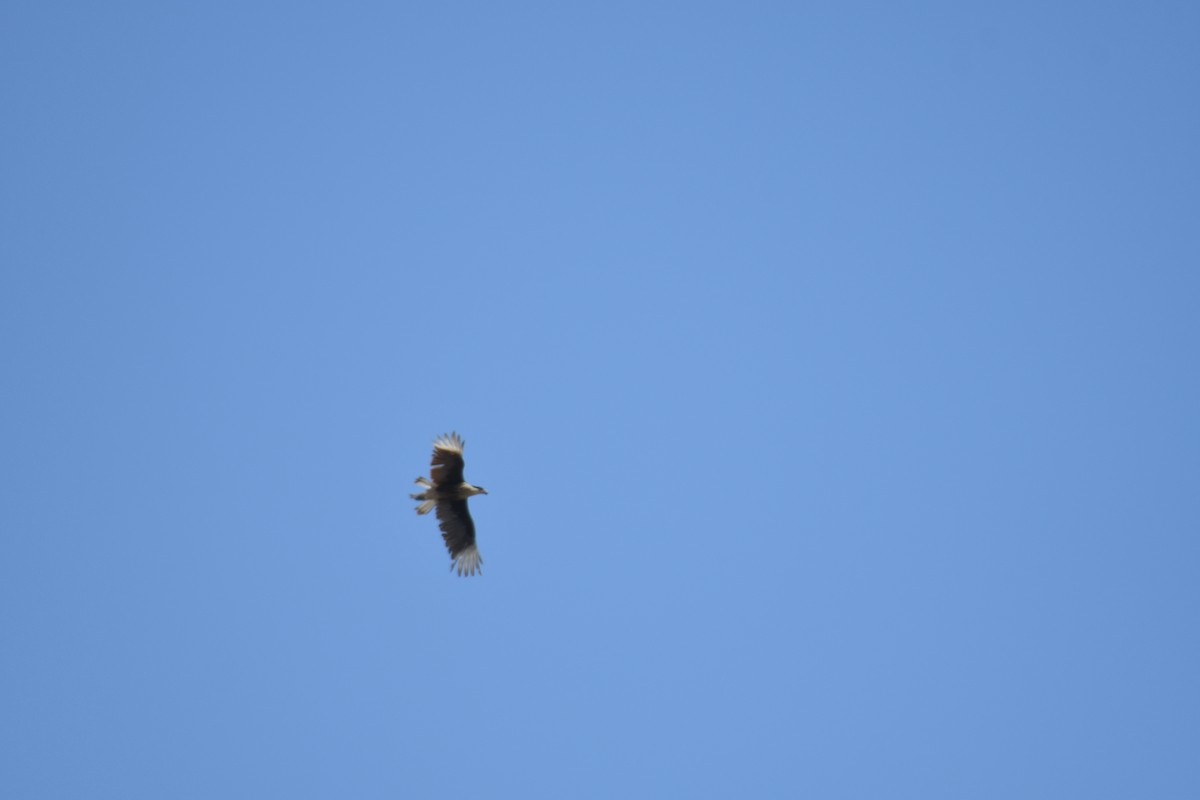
top-left (411, 478), bottom-right (436, 514)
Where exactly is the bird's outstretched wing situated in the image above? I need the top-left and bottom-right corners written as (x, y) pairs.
top-left (436, 499), bottom-right (481, 576)
top-left (429, 432), bottom-right (466, 487)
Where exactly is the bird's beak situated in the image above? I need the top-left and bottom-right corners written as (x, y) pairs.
top-left (482, 489), bottom-right (489, 494)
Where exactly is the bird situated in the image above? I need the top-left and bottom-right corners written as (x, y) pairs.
top-left (411, 432), bottom-right (488, 576)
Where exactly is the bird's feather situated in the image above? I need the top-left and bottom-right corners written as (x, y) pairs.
top-left (436, 499), bottom-right (480, 575)
top-left (429, 432), bottom-right (466, 487)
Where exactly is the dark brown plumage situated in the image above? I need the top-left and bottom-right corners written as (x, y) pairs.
top-left (410, 432), bottom-right (488, 576)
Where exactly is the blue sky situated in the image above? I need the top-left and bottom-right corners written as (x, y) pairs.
top-left (2, 2), bottom-right (1198, 797)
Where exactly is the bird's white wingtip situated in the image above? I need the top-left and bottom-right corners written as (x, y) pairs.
top-left (434, 432), bottom-right (465, 453)
top-left (452, 545), bottom-right (483, 577)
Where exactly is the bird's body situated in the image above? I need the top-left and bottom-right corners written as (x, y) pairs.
top-left (411, 432), bottom-right (487, 576)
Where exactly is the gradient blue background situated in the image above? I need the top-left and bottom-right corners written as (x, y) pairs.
top-left (3, 2), bottom-right (1198, 797)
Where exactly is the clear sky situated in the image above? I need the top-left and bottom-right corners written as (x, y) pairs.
top-left (2, 2), bottom-right (1198, 797)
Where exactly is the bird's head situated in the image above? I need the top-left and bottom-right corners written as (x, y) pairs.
top-left (466, 484), bottom-right (488, 497)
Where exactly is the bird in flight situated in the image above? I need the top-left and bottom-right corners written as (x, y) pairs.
top-left (411, 432), bottom-right (488, 576)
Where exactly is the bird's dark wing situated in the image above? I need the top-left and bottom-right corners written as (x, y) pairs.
top-left (436, 499), bottom-right (481, 576)
top-left (429, 432), bottom-right (466, 487)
